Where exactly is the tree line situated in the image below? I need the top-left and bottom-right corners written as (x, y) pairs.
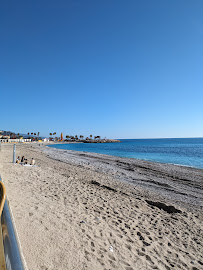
top-left (27, 132), bottom-right (40, 137)
top-left (65, 135), bottom-right (101, 140)
top-left (26, 132), bottom-right (101, 141)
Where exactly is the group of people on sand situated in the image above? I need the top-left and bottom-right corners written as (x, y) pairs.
top-left (16, 156), bottom-right (35, 165)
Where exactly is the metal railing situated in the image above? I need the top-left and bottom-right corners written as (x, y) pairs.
top-left (0, 178), bottom-right (24, 270)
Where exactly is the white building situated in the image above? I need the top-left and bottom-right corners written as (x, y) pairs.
top-left (0, 138), bottom-right (31, 143)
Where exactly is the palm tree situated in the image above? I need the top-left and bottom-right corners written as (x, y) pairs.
top-left (27, 132), bottom-right (30, 136)
top-left (90, 135), bottom-right (92, 140)
top-left (66, 135), bottom-right (70, 140)
top-left (37, 132), bottom-right (40, 137)
top-left (34, 133), bottom-right (36, 136)
top-left (53, 132), bottom-right (56, 136)
top-left (31, 133), bottom-right (33, 135)
top-left (49, 133), bottom-right (52, 136)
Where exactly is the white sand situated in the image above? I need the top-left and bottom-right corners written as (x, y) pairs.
top-left (0, 143), bottom-right (202, 270)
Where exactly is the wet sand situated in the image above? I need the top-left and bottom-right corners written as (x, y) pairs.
top-left (0, 143), bottom-right (202, 270)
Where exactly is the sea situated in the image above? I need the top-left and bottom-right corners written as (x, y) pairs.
top-left (48, 138), bottom-right (203, 169)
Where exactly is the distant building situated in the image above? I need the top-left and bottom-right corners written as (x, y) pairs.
top-left (1, 135), bottom-right (10, 139)
top-left (0, 138), bottom-right (31, 143)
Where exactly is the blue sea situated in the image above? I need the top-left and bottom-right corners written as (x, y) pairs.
top-left (49, 138), bottom-right (203, 169)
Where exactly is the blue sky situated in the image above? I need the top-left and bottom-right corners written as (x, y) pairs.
top-left (0, 0), bottom-right (202, 139)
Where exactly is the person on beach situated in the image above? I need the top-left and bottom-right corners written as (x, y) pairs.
top-left (30, 158), bottom-right (35, 165)
top-left (21, 156), bottom-right (25, 163)
top-left (16, 156), bottom-right (20, 164)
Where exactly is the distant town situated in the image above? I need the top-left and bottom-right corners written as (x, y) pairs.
top-left (0, 130), bottom-right (120, 143)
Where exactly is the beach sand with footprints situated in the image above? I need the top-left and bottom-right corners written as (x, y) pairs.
top-left (0, 143), bottom-right (202, 270)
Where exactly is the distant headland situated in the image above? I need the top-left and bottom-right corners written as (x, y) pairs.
top-left (79, 139), bottom-right (120, 143)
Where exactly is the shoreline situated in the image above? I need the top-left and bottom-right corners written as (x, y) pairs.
top-left (47, 142), bottom-right (203, 170)
top-left (43, 144), bottom-right (203, 211)
top-left (0, 143), bottom-right (202, 269)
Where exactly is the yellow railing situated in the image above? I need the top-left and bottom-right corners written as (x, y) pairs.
top-left (0, 181), bottom-right (6, 269)
top-left (0, 179), bottom-right (24, 269)
top-left (0, 182), bottom-right (6, 217)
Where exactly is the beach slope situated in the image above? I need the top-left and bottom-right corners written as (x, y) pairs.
top-left (0, 143), bottom-right (202, 270)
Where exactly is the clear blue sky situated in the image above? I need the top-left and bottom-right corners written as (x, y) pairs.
top-left (0, 0), bottom-right (202, 139)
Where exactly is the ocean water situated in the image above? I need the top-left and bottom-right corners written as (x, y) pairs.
top-left (49, 138), bottom-right (203, 169)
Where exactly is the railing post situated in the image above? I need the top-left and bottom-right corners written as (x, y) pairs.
top-left (13, 144), bottom-right (16, 164)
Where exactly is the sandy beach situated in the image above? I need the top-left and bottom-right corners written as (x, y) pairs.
top-left (0, 143), bottom-right (202, 270)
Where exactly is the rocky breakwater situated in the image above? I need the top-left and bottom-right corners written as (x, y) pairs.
top-left (83, 139), bottom-right (120, 143)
